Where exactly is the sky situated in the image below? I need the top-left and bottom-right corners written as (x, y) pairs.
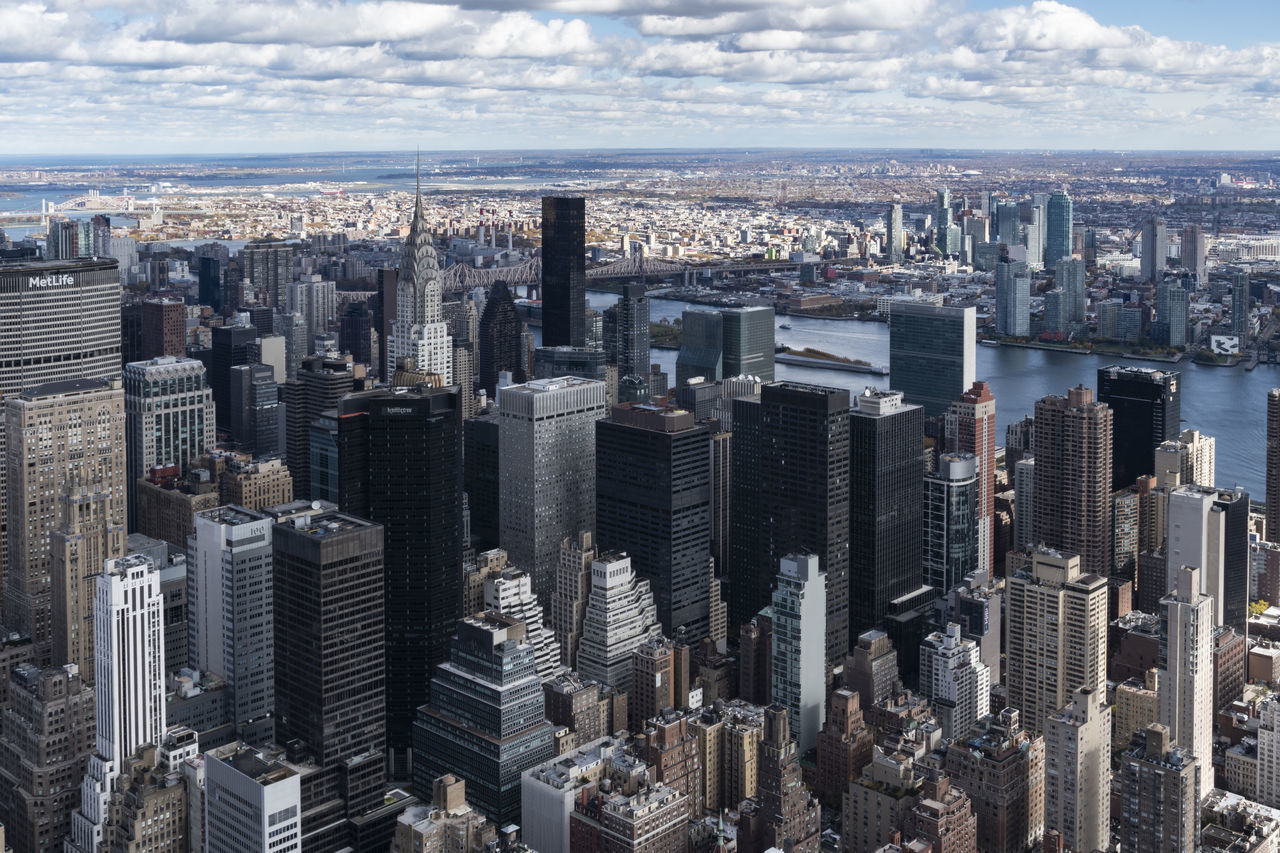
top-left (3, 0), bottom-right (1280, 155)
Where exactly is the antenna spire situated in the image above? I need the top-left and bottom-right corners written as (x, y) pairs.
top-left (415, 147), bottom-right (421, 195)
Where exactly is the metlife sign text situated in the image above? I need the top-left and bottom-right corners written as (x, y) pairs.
top-left (28, 274), bottom-right (75, 288)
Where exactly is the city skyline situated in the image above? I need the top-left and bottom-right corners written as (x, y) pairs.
top-left (3, 0), bottom-right (1280, 154)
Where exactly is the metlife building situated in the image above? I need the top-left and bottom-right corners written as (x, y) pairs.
top-left (0, 258), bottom-right (122, 397)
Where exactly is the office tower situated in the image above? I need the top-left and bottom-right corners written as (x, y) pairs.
top-left (815, 689), bottom-right (874, 806)
top-left (616, 282), bottom-right (650, 390)
top-left (888, 303), bottom-right (975, 418)
top-left (198, 255), bottom-right (223, 312)
top-left (330, 387), bottom-right (462, 774)
top-left (67, 553), bottom-right (166, 853)
top-left (387, 182), bottom-right (452, 382)
top-left (849, 388), bottom-right (923, 639)
top-left (1118, 724), bottom-right (1198, 853)
top-left (722, 306), bottom-right (775, 381)
top-left (942, 708), bottom-right (1044, 853)
top-left (1182, 225), bottom-right (1206, 281)
top-left (499, 377), bottom-right (607, 604)
top-left (1044, 190), bottom-right (1073, 271)
top-left (1023, 203), bottom-right (1044, 268)
top-left (596, 402), bottom-right (711, 638)
top-left (1232, 268), bottom-right (1250, 341)
top-left (575, 553), bottom-right (663, 693)
top-left (140, 297), bottom-right (186, 360)
top-left (285, 275), bottom-right (337, 352)
top-left (1032, 386), bottom-right (1114, 576)
top-left (229, 363), bottom-right (279, 456)
top-left (918, 623), bottom-right (990, 740)
top-left (123, 356), bottom-right (214, 528)
top-left (541, 197), bottom-right (587, 348)
top-left (745, 706), bottom-right (821, 853)
top-left (209, 323), bottom-right (256, 430)
top-left (5, 378), bottom-right (125, 664)
top-left (1057, 257), bottom-right (1087, 327)
top-left (553, 532), bottom-right (595, 669)
top-left (484, 568), bottom-right (561, 681)
top-left (1270, 389), bottom-right (1280, 542)
top-left (845, 629), bottom-right (899, 711)
top-left (1043, 687), bottom-right (1109, 853)
top-left (190, 506), bottom-right (276, 743)
top-left (1157, 566), bottom-right (1213, 805)
top-left (120, 301), bottom-right (143, 367)
top-left (534, 346), bottom-right (607, 384)
top-left (46, 218), bottom-right (81, 259)
top-left (935, 188), bottom-right (952, 253)
top-left (464, 410), bottom-right (500, 551)
top-left (994, 255), bottom-right (1029, 337)
top-left (1155, 428), bottom-right (1215, 488)
top-left (276, 311), bottom-right (307, 380)
top-left (282, 353), bottom-right (354, 499)
top-left (340, 302), bottom-right (376, 367)
top-left (770, 555), bottom-right (826, 754)
top-left (1156, 281), bottom-right (1190, 348)
top-left (1098, 365), bottom-right (1179, 490)
top-left (414, 613), bottom-right (557, 826)
top-left (886, 204), bottom-right (904, 263)
top-left (271, 506), bottom-right (390, 834)
top-left (1141, 216), bottom-right (1168, 283)
top-left (993, 201), bottom-right (1018, 246)
top-left (477, 280), bottom-right (524, 396)
top-left (1166, 485), bottom-right (1227, 624)
top-left (922, 452), bottom-right (978, 593)
top-left (946, 381), bottom-right (996, 573)
top-left (0, 258), bottom-right (122, 397)
top-left (1005, 548), bottom-right (1107, 734)
top-left (676, 309), bottom-right (723, 385)
top-left (1013, 456), bottom-right (1036, 550)
top-left (205, 743), bottom-right (303, 853)
top-left (842, 746), bottom-right (924, 853)
top-left (241, 240), bottom-right (294, 307)
top-left (1043, 289), bottom-right (1067, 334)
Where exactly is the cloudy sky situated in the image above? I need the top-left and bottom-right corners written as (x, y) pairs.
top-left (4, 0), bottom-right (1279, 154)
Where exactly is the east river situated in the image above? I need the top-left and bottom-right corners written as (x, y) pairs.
top-left (580, 291), bottom-right (1278, 498)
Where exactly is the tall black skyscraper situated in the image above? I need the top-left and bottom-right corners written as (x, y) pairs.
top-left (198, 256), bottom-right (223, 313)
top-left (616, 282), bottom-right (650, 383)
top-left (281, 354), bottom-right (356, 499)
top-left (541, 197), bottom-right (586, 348)
top-left (1097, 365), bottom-right (1180, 489)
top-left (464, 410), bottom-right (500, 552)
top-left (596, 402), bottom-right (712, 639)
top-left (340, 302), bottom-right (375, 368)
top-left (731, 382), bottom-right (851, 662)
top-left (1215, 487), bottom-right (1250, 634)
top-left (477, 279), bottom-right (524, 397)
top-left (120, 302), bottom-right (143, 367)
top-left (210, 323), bottom-right (257, 431)
top-left (848, 388), bottom-right (923, 639)
top-left (229, 363), bottom-right (279, 456)
top-left (333, 387), bottom-right (463, 777)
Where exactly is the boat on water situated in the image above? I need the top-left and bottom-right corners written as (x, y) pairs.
top-left (979, 339), bottom-right (1000, 347)
top-left (779, 323), bottom-right (793, 330)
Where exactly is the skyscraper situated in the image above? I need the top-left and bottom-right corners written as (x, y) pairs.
top-left (1182, 225), bottom-right (1206, 281)
top-left (721, 306), bottom-right (775, 381)
top-left (1141, 216), bottom-right (1168, 283)
top-left (414, 613), bottom-right (557, 826)
top-left (229, 362), bottom-right (279, 456)
top-left (541, 197), bottom-right (587, 348)
top-left (848, 388), bottom-right (923, 640)
top-left (615, 283), bottom-right (650, 395)
top-left (330, 387), bottom-right (463, 775)
top-left (1032, 386), bottom-right (1114, 577)
top-left (1154, 428), bottom-right (1215, 488)
top-left (888, 303), bottom-right (975, 418)
top-left (204, 744), bottom-right (303, 853)
top-left (922, 452), bottom-right (978, 594)
top-left (1118, 725), bottom-right (1198, 853)
top-left (1270, 388), bottom-right (1280, 541)
top-left (1043, 687), bottom-right (1109, 853)
top-left (1232, 268), bottom-right (1250, 342)
top-left (1098, 365), bottom-right (1180, 490)
top-left (946, 381), bottom-right (997, 574)
top-left (770, 555), bottom-right (827, 755)
top-left (749, 706), bottom-right (821, 853)
top-left (1156, 282), bottom-right (1190, 348)
top-left (499, 377), bottom-right (607, 605)
top-left (575, 553), bottom-right (663, 693)
top-left (1058, 257), bottom-right (1087, 327)
top-left (210, 323), bottom-right (257, 430)
top-left (596, 402), bottom-right (711, 639)
top-left (477, 279), bottom-right (525, 396)
top-left (1044, 190), bottom-right (1073, 271)
top-left (935, 188), bottom-right (952, 254)
top-left (241, 240), bottom-right (294, 308)
top-left (552, 532), bottom-right (596, 670)
top-left (5, 378), bottom-right (126, 664)
top-left (885, 204), bottom-right (904, 263)
top-left (483, 567), bottom-right (561, 681)
top-left (994, 255), bottom-right (1030, 338)
top-left (281, 353), bottom-right (355, 500)
top-left (140, 297), bottom-right (186, 360)
top-left (1005, 548), bottom-right (1108, 734)
top-left (387, 177), bottom-right (452, 382)
top-left (675, 310), bottom-right (723, 385)
top-left (1158, 566), bottom-right (1214, 805)
top-left (919, 623), bottom-right (990, 741)
top-left (943, 708), bottom-right (1044, 853)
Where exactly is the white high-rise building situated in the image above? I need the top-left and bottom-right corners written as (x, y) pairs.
top-left (286, 274), bottom-right (337, 353)
top-left (1013, 456), bottom-right (1036, 551)
top-left (1154, 429), bottom-right (1216, 489)
top-left (498, 377), bottom-right (608, 604)
top-left (67, 553), bottom-right (166, 853)
top-left (205, 743), bottom-right (302, 853)
top-left (1166, 486), bottom-right (1226, 627)
top-left (919, 622), bottom-right (991, 740)
top-left (575, 553), bottom-right (662, 694)
top-left (770, 554), bottom-right (826, 755)
top-left (484, 568), bottom-right (562, 681)
top-left (1256, 698), bottom-right (1280, 809)
top-left (386, 173), bottom-right (451, 381)
top-left (1044, 687), bottom-right (1110, 853)
top-left (1159, 566), bottom-right (1215, 805)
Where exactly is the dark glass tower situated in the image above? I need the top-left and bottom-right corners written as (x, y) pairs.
top-left (229, 363), bottom-right (279, 456)
top-left (1215, 487), bottom-right (1250, 634)
top-left (281, 354), bottom-right (355, 499)
top-left (731, 382), bottom-right (851, 662)
top-left (848, 388), bottom-right (923, 639)
top-left (1045, 190), bottom-right (1073, 271)
top-left (541, 197), bottom-right (586, 348)
top-left (209, 323), bottom-right (256, 431)
top-left (888, 303), bottom-right (975, 418)
top-left (616, 282), bottom-right (651, 389)
top-left (334, 387), bottom-right (463, 777)
top-left (464, 410), bottom-right (501, 552)
top-left (198, 256), bottom-right (223, 313)
top-left (596, 403), bottom-right (711, 639)
top-left (477, 279), bottom-right (525, 396)
top-left (1097, 365), bottom-right (1180, 489)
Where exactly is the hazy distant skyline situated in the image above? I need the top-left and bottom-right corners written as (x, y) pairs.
top-left (4, 0), bottom-right (1279, 154)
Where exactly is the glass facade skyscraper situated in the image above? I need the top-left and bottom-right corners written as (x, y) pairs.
top-left (1097, 365), bottom-right (1180, 491)
top-left (676, 309), bottom-right (723, 385)
top-left (887, 302), bottom-right (975, 418)
top-left (722, 306), bottom-right (775, 381)
top-left (1045, 190), bottom-right (1073, 271)
top-left (541, 196), bottom-right (587, 348)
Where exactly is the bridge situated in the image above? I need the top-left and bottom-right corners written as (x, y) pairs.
top-left (441, 253), bottom-right (802, 295)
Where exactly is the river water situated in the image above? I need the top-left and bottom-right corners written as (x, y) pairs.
top-left (581, 291), bottom-right (1277, 497)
